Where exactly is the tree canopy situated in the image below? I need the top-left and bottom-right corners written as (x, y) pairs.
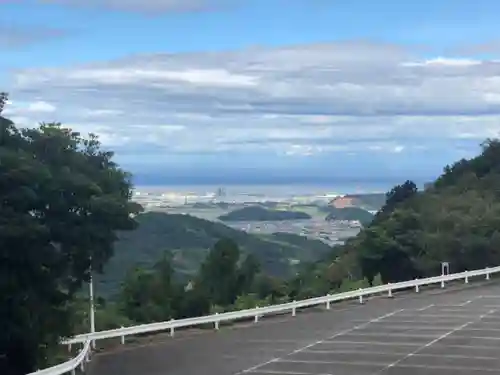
top-left (0, 93), bottom-right (141, 374)
top-left (218, 206), bottom-right (312, 221)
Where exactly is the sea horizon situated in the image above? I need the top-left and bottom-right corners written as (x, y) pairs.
top-left (133, 180), bottom-right (425, 197)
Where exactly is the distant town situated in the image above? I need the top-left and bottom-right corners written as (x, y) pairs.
top-left (131, 186), bottom-right (384, 246)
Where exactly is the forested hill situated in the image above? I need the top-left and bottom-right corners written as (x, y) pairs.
top-left (96, 212), bottom-right (335, 297)
top-left (298, 139), bottom-right (500, 292)
top-left (218, 206), bottom-right (312, 221)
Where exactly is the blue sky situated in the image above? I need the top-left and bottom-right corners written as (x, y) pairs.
top-left (2, 0), bottom-right (500, 186)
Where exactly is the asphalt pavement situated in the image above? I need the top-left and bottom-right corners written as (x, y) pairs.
top-left (89, 280), bottom-right (500, 375)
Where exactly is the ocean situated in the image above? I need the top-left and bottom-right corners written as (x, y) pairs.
top-left (133, 182), bottom-right (400, 203)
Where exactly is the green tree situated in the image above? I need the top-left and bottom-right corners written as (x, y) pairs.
top-left (119, 253), bottom-right (178, 323)
top-left (197, 238), bottom-right (241, 306)
top-left (237, 253), bottom-right (260, 294)
top-left (174, 286), bottom-right (211, 318)
top-left (253, 273), bottom-right (288, 302)
top-left (0, 92), bottom-right (7, 114)
top-left (0, 95), bottom-right (140, 374)
top-left (374, 180), bottom-right (418, 223)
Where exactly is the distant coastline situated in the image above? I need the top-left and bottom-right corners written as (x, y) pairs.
top-left (134, 182), bottom-right (393, 196)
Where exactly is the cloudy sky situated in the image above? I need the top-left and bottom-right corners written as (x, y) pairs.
top-left (2, 0), bottom-right (500, 186)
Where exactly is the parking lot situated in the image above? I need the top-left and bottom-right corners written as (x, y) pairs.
top-left (242, 297), bottom-right (500, 375)
top-left (90, 282), bottom-right (500, 375)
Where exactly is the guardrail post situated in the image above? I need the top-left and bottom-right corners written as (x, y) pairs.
top-left (120, 326), bottom-right (125, 345)
top-left (80, 359), bottom-right (85, 372)
top-left (214, 313), bottom-right (220, 330)
top-left (486, 268), bottom-right (491, 280)
top-left (358, 288), bottom-right (363, 304)
top-left (292, 301), bottom-right (297, 317)
top-left (326, 295), bottom-right (331, 310)
top-left (170, 319), bottom-right (175, 337)
top-left (415, 279), bottom-right (419, 292)
top-left (68, 343), bottom-right (72, 352)
top-left (387, 283), bottom-right (393, 298)
top-left (440, 280), bottom-right (445, 288)
top-left (71, 369), bottom-right (76, 375)
top-left (254, 306), bottom-right (259, 323)
top-left (465, 275), bottom-right (469, 284)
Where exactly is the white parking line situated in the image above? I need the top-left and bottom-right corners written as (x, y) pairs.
top-left (246, 371), bottom-right (328, 375)
top-left (315, 341), bottom-right (500, 350)
top-left (417, 304), bottom-right (434, 311)
top-left (468, 321), bottom-right (500, 328)
top-left (371, 309), bottom-right (498, 375)
top-left (343, 332), bottom-right (446, 339)
top-left (243, 340), bottom-right (311, 344)
top-left (458, 326), bottom-right (500, 336)
top-left (446, 335), bottom-right (500, 340)
top-left (356, 324), bottom-right (456, 330)
top-left (435, 295), bottom-right (483, 307)
top-left (432, 308), bottom-right (486, 313)
top-left (270, 359), bottom-right (498, 373)
top-left (301, 349), bottom-right (498, 360)
top-left (320, 340), bottom-right (421, 346)
top-left (233, 309), bottom-right (404, 374)
top-left (395, 313), bottom-right (483, 318)
top-left (348, 319), bottom-right (468, 325)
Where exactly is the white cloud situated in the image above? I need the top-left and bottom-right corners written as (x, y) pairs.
top-left (27, 101), bottom-right (57, 113)
top-left (5, 41), bottom-right (500, 165)
top-left (402, 57), bottom-right (482, 67)
top-left (4, 100), bottom-right (56, 117)
top-left (52, 68), bottom-right (258, 88)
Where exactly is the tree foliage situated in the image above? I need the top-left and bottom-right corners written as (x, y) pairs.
top-left (97, 211), bottom-right (335, 297)
top-left (117, 239), bottom-right (263, 322)
top-left (0, 95), bottom-right (140, 374)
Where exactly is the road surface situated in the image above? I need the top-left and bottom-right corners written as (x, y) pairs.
top-left (89, 281), bottom-right (500, 375)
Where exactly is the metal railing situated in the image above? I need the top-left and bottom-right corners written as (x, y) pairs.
top-left (27, 340), bottom-right (91, 375)
top-left (32, 265), bottom-right (500, 374)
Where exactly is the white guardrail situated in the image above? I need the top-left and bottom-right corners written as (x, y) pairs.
top-left (31, 265), bottom-right (500, 375)
top-left (27, 340), bottom-right (91, 375)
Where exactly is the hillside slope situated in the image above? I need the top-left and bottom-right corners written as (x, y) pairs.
top-left (324, 207), bottom-right (374, 226)
top-left (96, 212), bottom-right (334, 297)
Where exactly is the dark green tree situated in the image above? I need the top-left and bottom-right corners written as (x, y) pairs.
top-left (0, 92), bottom-right (7, 114)
top-left (252, 273), bottom-right (287, 302)
top-left (374, 180), bottom-right (418, 222)
top-left (197, 238), bottom-right (241, 306)
top-left (237, 253), bottom-right (261, 294)
top-left (119, 253), bottom-right (178, 323)
top-left (0, 95), bottom-right (140, 374)
top-left (174, 287), bottom-right (211, 319)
